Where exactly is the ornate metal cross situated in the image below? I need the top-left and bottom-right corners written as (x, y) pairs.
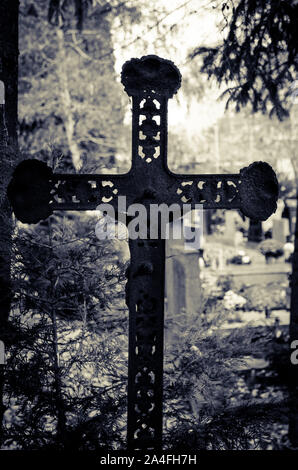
top-left (8, 55), bottom-right (278, 451)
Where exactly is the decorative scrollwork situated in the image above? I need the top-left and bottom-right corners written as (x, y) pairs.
top-left (129, 284), bottom-right (160, 449)
top-left (127, 238), bottom-right (164, 451)
top-left (174, 176), bottom-right (241, 208)
top-left (51, 177), bottom-right (119, 207)
top-left (138, 96), bottom-right (161, 163)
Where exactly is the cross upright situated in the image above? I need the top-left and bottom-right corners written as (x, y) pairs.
top-left (8, 55), bottom-right (278, 452)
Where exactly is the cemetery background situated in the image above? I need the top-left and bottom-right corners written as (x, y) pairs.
top-left (0, 0), bottom-right (297, 451)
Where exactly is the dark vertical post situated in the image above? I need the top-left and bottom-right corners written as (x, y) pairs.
top-left (248, 219), bottom-right (263, 242)
top-left (126, 238), bottom-right (165, 451)
top-left (289, 194), bottom-right (298, 447)
top-left (122, 58), bottom-right (172, 451)
top-left (0, 1), bottom-right (18, 142)
top-left (0, 0), bottom-right (19, 444)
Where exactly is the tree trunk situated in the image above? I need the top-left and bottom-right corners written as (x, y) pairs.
top-left (0, 0), bottom-right (18, 446)
top-left (56, 27), bottom-right (82, 171)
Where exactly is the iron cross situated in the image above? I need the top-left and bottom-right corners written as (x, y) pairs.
top-left (7, 55), bottom-right (278, 451)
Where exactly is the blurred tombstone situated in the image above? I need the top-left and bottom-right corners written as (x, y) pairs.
top-left (218, 247), bottom-right (225, 268)
top-left (171, 258), bottom-right (186, 315)
top-left (235, 230), bottom-right (244, 247)
top-left (165, 249), bottom-right (202, 346)
top-left (203, 209), bottom-right (213, 235)
top-left (272, 218), bottom-right (290, 244)
top-left (224, 211), bottom-right (237, 244)
top-left (285, 198), bottom-right (297, 235)
top-left (165, 216), bottom-right (202, 338)
top-left (0, 341), bottom-right (5, 365)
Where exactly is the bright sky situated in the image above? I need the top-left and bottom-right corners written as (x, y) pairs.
top-left (112, 0), bottom-right (227, 137)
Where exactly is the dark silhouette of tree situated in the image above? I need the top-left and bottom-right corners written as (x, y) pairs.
top-left (0, 0), bottom-right (19, 446)
top-left (191, 0), bottom-right (298, 120)
top-left (2, 214), bottom-right (128, 450)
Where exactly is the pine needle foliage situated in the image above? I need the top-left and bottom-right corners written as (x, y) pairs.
top-left (2, 192), bottom-right (129, 450)
top-left (191, 0), bottom-right (298, 120)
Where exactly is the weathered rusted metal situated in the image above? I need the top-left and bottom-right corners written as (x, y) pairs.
top-left (7, 55), bottom-right (279, 451)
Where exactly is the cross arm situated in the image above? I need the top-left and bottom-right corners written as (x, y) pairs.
top-left (7, 159), bottom-right (132, 223)
top-left (7, 158), bottom-right (279, 224)
top-left (165, 161), bottom-right (278, 221)
top-left (120, 55), bottom-right (278, 222)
